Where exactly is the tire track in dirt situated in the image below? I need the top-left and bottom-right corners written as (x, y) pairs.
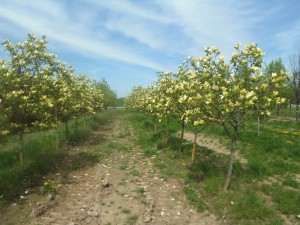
top-left (26, 114), bottom-right (219, 225)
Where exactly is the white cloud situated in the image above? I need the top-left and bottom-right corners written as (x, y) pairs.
top-left (0, 0), bottom-right (166, 70)
top-left (274, 20), bottom-right (300, 53)
top-left (87, 0), bottom-right (174, 24)
top-left (0, 0), bottom-right (299, 75)
top-left (153, 0), bottom-right (257, 56)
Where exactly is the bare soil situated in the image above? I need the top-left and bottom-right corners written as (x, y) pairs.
top-left (0, 115), bottom-right (219, 225)
top-left (182, 132), bottom-right (247, 164)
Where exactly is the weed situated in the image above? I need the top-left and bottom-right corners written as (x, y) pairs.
top-left (118, 165), bottom-right (128, 170)
top-left (121, 208), bottom-right (131, 214)
top-left (40, 179), bottom-right (61, 194)
top-left (130, 169), bottom-right (140, 177)
top-left (136, 188), bottom-right (145, 195)
top-left (127, 214), bottom-right (139, 225)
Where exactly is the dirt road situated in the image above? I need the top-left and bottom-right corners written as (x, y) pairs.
top-left (2, 114), bottom-right (219, 225)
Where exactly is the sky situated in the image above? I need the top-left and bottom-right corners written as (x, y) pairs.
top-left (0, 0), bottom-right (299, 97)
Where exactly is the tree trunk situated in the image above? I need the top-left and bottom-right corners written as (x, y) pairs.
top-left (65, 119), bottom-right (69, 140)
top-left (223, 127), bottom-right (238, 191)
top-left (296, 103), bottom-right (299, 122)
top-left (295, 90), bottom-right (299, 121)
top-left (152, 116), bottom-right (157, 133)
top-left (179, 120), bottom-right (185, 153)
top-left (192, 132), bottom-right (197, 165)
top-left (55, 107), bottom-right (59, 149)
top-left (165, 117), bottom-right (170, 143)
top-left (257, 116), bottom-right (260, 136)
top-left (276, 104), bottom-right (280, 116)
top-left (19, 131), bottom-right (24, 168)
top-left (75, 116), bottom-right (78, 134)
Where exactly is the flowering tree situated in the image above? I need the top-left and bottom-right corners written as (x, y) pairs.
top-left (264, 58), bottom-right (290, 116)
top-left (0, 34), bottom-right (105, 166)
top-left (194, 44), bottom-right (287, 190)
top-left (176, 58), bottom-right (211, 162)
top-left (0, 34), bottom-right (59, 167)
top-left (125, 85), bottom-right (149, 112)
top-left (0, 60), bottom-right (9, 136)
top-left (152, 72), bottom-right (177, 142)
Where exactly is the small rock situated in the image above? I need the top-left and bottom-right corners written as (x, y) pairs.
top-left (102, 179), bottom-right (110, 188)
top-left (144, 215), bottom-right (152, 223)
top-left (47, 194), bottom-right (55, 201)
top-left (87, 207), bottom-right (99, 217)
top-left (30, 203), bottom-right (48, 217)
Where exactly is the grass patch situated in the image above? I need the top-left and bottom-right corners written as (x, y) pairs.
top-left (121, 208), bottom-right (131, 214)
top-left (0, 111), bottom-right (113, 205)
top-left (118, 165), bottom-right (128, 170)
top-left (135, 187), bottom-right (145, 195)
top-left (128, 112), bottom-right (300, 225)
top-left (183, 184), bottom-right (208, 212)
top-left (127, 214), bottom-right (139, 225)
top-left (130, 169), bottom-right (140, 177)
top-left (261, 184), bottom-right (300, 215)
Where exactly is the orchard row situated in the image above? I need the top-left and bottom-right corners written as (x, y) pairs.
top-left (0, 34), bottom-right (112, 137)
top-left (126, 43), bottom-right (288, 190)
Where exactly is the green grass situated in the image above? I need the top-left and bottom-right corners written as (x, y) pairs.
top-left (261, 184), bottom-right (300, 215)
top-left (128, 112), bottom-right (300, 225)
top-left (135, 187), bottom-right (145, 195)
top-left (0, 111), bottom-right (113, 209)
top-left (127, 214), bottom-right (139, 225)
top-left (121, 208), bottom-right (131, 214)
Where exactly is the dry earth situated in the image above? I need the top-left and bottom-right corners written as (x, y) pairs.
top-left (182, 132), bottom-right (247, 164)
top-left (0, 115), bottom-right (219, 225)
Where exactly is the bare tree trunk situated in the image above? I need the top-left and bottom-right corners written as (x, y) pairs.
top-left (152, 116), bottom-right (157, 133)
top-left (75, 116), bottom-right (78, 134)
top-left (224, 126), bottom-right (238, 191)
top-left (65, 119), bottom-right (69, 140)
top-left (55, 107), bottom-right (59, 149)
top-left (257, 116), bottom-right (260, 136)
top-left (296, 102), bottom-right (299, 122)
top-left (165, 117), bottom-right (170, 143)
top-left (19, 131), bottom-right (24, 168)
top-left (192, 132), bottom-right (197, 165)
top-left (179, 120), bottom-right (185, 153)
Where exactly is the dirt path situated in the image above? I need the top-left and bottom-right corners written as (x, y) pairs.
top-left (182, 132), bottom-right (247, 164)
top-left (2, 114), bottom-right (219, 225)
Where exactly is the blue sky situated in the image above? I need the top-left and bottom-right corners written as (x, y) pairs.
top-left (0, 0), bottom-right (299, 97)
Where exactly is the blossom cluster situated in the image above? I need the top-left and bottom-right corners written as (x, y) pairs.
top-left (0, 34), bottom-right (104, 135)
top-left (126, 43), bottom-right (288, 129)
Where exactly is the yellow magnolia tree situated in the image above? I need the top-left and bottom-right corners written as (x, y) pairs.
top-left (0, 34), bottom-right (104, 167)
top-left (176, 58), bottom-right (212, 162)
top-left (152, 72), bottom-right (177, 142)
top-left (125, 85), bottom-right (149, 112)
top-left (1, 34), bottom-right (59, 167)
top-left (193, 43), bottom-right (287, 190)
